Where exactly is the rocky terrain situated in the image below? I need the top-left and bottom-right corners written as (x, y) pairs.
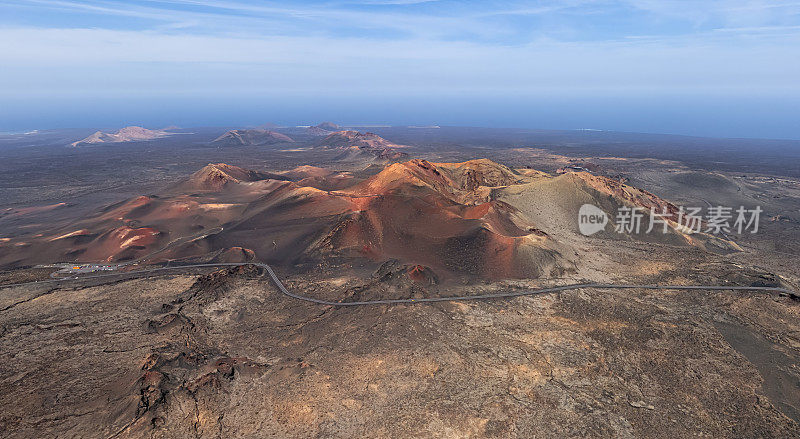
top-left (0, 252), bottom-right (798, 438)
top-left (1, 126), bottom-right (799, 438)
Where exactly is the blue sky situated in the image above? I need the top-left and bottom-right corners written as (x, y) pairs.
top-left (1, 1), bottom-right (799, 138)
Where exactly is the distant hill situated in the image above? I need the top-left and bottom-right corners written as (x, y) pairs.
top-left (69, 126), bottom-right (174, 147)
top-left (181, 163), bottom-right (291, 191)
top-left (304, 122), bottom-right (341, 136)
top-left (316, 130), bottom-right (408, 161)
top-left (316, 130), bottom-right (404, 149)
top-left (316, 122), bottom-right (339, 131)
top-left (211, 129), bottom-right (294, 146)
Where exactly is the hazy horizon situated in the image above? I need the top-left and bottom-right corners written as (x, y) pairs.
top-left (2, 1), bottom-right (799, 139)
top-left (3, 92), bottom-right (799, 140)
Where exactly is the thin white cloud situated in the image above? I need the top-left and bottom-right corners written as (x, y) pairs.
top-left (4, 1), bottom-right (800, 49)
top-left (1, 25), bottom-right (797, 97)
top-left (622, 0), bottom-right (800, 27)
top-left (1, 0), bottom-right (798, 99)
top-left (12, 0), bottom-right (797, 42)
top-left (6, 0), bottom-right (493, 40)
top-left (339, 0), bottom-right (442, 4)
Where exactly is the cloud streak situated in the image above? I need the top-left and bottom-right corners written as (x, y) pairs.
top-left (9, 0), bottom-right (799, 41)
top-left (2, 24), bottom-right (797, 96)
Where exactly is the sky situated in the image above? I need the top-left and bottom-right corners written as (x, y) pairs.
top-left (1, 0), bottom-right (799, 138)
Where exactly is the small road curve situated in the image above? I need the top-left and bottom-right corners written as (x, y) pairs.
top-left (0, 262), bottom-right (796, 306)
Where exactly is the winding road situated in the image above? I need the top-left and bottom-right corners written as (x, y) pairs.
top-left (0, 262), bottom-right (797, 306)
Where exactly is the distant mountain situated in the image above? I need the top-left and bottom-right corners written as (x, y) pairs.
top-left (316, 122), bottom-right (339, 131)
top-left (69, 126), bottom-right (173, 147)
top-left (305, 122), bottom-right (341, 136)
top-left (211, 129), bottom-right (294, 146)
top-left (316, 130), bottom-right (408, 161)
top-left (316, 130), bottom-right (403, 149)
top-left (277, 165), bottom-right (356, 191)
top-left (183, 163), bottom-right (290, 191)
top-left (334, 146), bottom-right (408, 162)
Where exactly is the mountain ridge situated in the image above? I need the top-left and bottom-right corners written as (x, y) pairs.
top-left (70, 126), bottom-right (174, 147)
top-left (212, 129), bottom-right (294, 146)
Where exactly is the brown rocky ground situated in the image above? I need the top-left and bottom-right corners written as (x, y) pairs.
top-left (3, 128), bottom-right (800, 438)
top-left (1, 249), bottom-right (798, 438)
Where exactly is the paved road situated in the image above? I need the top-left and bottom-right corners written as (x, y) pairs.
top-left (0, 262), bottom-right (796, 306)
